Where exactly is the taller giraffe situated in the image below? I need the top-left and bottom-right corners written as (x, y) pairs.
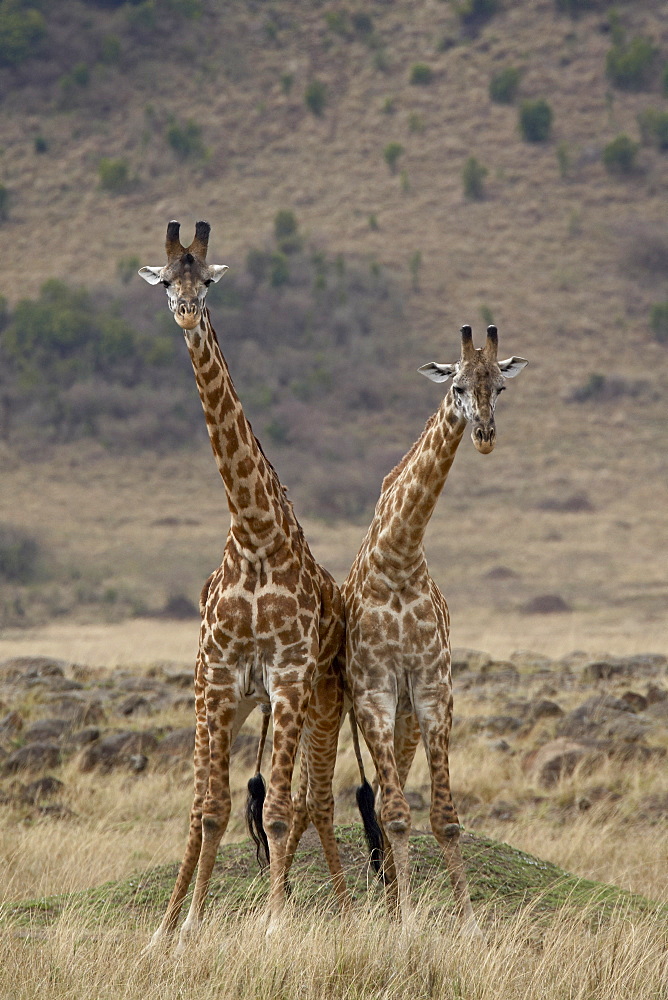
top-left (287, 324), bottom-right (527, 929)
top-left (139, 221), bottom-right (348, 948)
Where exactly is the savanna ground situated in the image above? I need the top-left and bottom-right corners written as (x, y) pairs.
top-left (1, 1), bottom-right (668, 996)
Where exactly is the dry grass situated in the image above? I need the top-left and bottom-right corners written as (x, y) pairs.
top-left (1, 891), bottom-right (666, 1000)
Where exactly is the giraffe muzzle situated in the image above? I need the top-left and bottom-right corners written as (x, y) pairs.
top-left (174, 299), bottom-right (202, 329)
top-left (472, 423), bottom-right (496, 454)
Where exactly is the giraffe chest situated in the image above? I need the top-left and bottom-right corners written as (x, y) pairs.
top-left (200, 563), bottom-right (320, 673)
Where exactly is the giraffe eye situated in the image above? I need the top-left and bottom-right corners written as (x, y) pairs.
top-left (204, 279), bottom-right (212, 287)
top-left (161, 279), bottom-right (171, 288)
top-left (497, 385), bottom-right (506, 393)
top-left (453, 385), bottom-right (465, 394)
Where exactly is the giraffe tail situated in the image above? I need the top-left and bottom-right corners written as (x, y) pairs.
top-left (350, 708), bottom-right (384, 876)
top-left (246, 708), bottom-right (271, 870)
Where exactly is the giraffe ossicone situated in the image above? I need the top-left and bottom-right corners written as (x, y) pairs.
top-left (138, 221), bottom-right (349, 949)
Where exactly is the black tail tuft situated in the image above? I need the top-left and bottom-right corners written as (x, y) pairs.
top-left (246, 773), bottom-right (270, 870)
top-left (356, 778), bottom-right (384, 876)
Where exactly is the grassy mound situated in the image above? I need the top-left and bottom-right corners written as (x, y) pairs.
top-left (4, 825), bottom-right (660, 930)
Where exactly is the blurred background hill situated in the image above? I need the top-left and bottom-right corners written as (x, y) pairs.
top-left (0, 0), bottom-right (667, 644)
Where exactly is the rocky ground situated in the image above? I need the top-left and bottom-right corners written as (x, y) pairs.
top-left (0, 648), bottom-right (666, 833)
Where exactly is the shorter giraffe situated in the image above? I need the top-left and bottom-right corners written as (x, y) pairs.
top-left (287, 325), bottom-right (527, 929)
top-left (138, 222), bottom-right (349, 950)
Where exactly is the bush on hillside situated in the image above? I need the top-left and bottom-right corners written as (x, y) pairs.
top-left (0, 0), bottom-right (46, 67)
top-left (649, 302), bottom-right (668, 344)
top-left (305, 79), bottom-right (326, 116)
top-left (519, 99), bottom-right (553, 142)
top-left (0, 184), bottom-right (8, 222)
top-left (383, 141), bottom-right (404, 173)
top-left (602, 134), bottom-right (639, 175)
top-left (98, 158), bottom-right (131, 193)
top-left (462, 156), bottom-right (487, 200)
top-left (606, 36), bottom-right (657, 91)
top-left (0, 524), bottom-right (41, 583)
top-left (454, 0), bottom-right (498, 29)
top-left (166, 119), bottom-right (207, 160)
top-left (410, 63), bottom-right (433, 86)
top-left (637, 108), bottom-right (668, 151)
top-left (489, 66), bottom-right (521, 104)
top-left (274, 210), bottom-right (303, 254)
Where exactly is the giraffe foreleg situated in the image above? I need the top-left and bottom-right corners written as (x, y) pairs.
top-left (144, 656), bottom-right (209, 952)
top-left (175, 673), bottom-right (242, 953)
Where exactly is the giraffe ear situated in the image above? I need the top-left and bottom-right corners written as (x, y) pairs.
top-left (208, 264), bottom-right (230, 283)
top-left (498, 356), bottom-right (529, 379)
top-left (138, 266), bottom-right (164, 285)
top-left (418, 362), bottom-right (458, 383)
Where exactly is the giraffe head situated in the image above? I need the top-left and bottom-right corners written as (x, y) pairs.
top-left (418, 325), bottom-right (528, 454)
top-left (138, 221), bottom-right (229, 329)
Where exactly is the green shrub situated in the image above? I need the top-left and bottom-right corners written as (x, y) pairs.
top-left (98, 158), bottom-right (131, 193)
top-left (100, 34), bottom-right (121, 64)
top-left (0, 0), bottom-right (46, 68)
top-left (0, 524), bottom-right (40, 583)
top-left (34, 134), bottom-right (47, 154)
top-left (663, 62), bottom-right (668, 97)
top-left (280, 72), bottom-right (293, 94)
top-left (352, 12), bottom-right (373, 35)
top-left (489, 66), bottom-right (521, 104)
top-left (519, 99), bottom-right (553, 142)
top-left (246, 248), bottom-right (271, 284)
top-left (556, 141), bottom-right (571, 178)
top-left (270, 252), bottom-right (290, 287)
top-left (0, 184), bottom-right (9, 222)
top-left (305, 79), bottom-right (327, 116)
top-left (409, 251), bottom-right (422, 292)
top-left (650, 302), bottom-right (668, 343)
top-left (606, 36), bottom-right (657, 91)
top-left (462, 156), bottom-right (487, 200)
top-left (410, 63), bottom-right (433, 86)
top-left (455, 0), bottom-right (498, 28)
top-left (602, 134), bottom-right (639, 175)
top-left (555, 0), bottom-right (596, 14)
top-left (408, 113), bottom-right (424, 134)
top-left (116, 255), bottom-right (141, 285)
top-left (383, 141), bottom-right (404, 173)
top-left (273, 210), bottom-right (303, 254)
top-left (166, 119), bottom-right (206, 160)
top-left (638, 108), bottom-right (668, 151)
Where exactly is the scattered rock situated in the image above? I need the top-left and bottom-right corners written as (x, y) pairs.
top-left (524, 739), bottom-right (605, 788)
top-left (489, 800), bottom-right (517, 821)
top-left (129, 754), bottom-right (148, 773)
top-left (66, 727), bottom-right (101, 747)
top-left (646, 684), bottom-right (667, 704)
top-left (79, 731), bottom-right (159, 772)
top-left (557, 695), bottom-right (651, 743)
top-left (484, 715), bottom-right (523, 736)
top-left (509, 651), bottom-right (555, 671)
top-left (23, 718), bottom-right (70, 743)
top-left (0, 657), bottom-right (67, 680)
top-left (520, 594), bottom-right (572, 614)
top-left (405, 791), bottom-right (426, 810)
top-left (450, 649), bottom-right (493, 674)
top-left (485, 565), bottom-right (519, 580)
top-left (4, 743), bottom-right (61, 774)
top-left (620, 691), bottom-right (648, 713)
top-left (155, 727), bottom-right (196, 764)
top-left (0, 710), bottom-right (23, 735)
top-left (21, 776), bottom-right (65, 803)
top-left (529, 700), bottom-right (564, 722)
top-left (118, 695), bottom-right (154, 717)
top-left (536, 492), bottom-right (593, 513)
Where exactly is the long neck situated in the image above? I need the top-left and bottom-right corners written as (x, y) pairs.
top-left (184, 308), bottom-right (297, 558)
top-left (370, 392), bottom-right (467, 579)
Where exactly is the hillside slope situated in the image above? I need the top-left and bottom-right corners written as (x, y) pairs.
top-left (0, 0), bottom-right (667, 630)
